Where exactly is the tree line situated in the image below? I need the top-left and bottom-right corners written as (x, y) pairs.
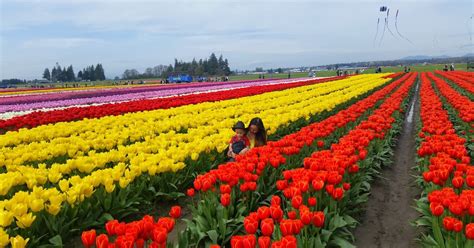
top-left (1, 79), bottom-right (26, 85)
top-left (122, 53), bottom-right (231, 80)
top-left (42, 63), bottom-right (105, 82)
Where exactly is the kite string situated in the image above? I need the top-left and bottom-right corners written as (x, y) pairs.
top-left (379, 17), bottom-right (387, 46)
top-left (373, 18), bottom-right (380, 47)
top-left (394, 9), bottom-right (414, 45)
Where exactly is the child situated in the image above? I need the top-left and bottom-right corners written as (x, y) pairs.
top-left (227, 121), bottom-right (250, 160)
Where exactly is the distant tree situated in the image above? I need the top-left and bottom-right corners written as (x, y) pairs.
top-left (208, 53), bottom-right (218, 75)
top-left (144, 67), bottom-right (153, 78)
top-left (77, 70), bottom-right (83, 80)
top-left (256, 67), bottom-right (263, 72)
top-left (94, 64), bottom-right (105, 80)
top-left (66, 65), bottom-right (75, 81)
top-left (51, 62), bottom-right (62, 82)
top-left (223, 58), bottom-right (231, 75)
top-left (43, 68), bottom-right (51, 80)
top-left (122, 69), bottom-right (140, 79)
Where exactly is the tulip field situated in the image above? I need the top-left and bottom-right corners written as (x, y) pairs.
top-left (0, 71), bottom-right (473, 248)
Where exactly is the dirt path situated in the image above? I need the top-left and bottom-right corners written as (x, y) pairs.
top-left (353, 82), bottom-right (421, 248)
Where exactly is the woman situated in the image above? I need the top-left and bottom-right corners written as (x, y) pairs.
top-left (227, 117), bottom-right (267, 160)
top-left (245, 117), bottom-right (267, 149)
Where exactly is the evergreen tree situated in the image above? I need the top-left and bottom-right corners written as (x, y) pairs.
top-left (77, 71), bottom-right (83, 80)
top-left (66, 65), bottom-right (75, 81)
top-left (94, 64), bottom-right (105, 80)
top-left (43, 68), bottom-right (51, 80)
top-left (208, 53), bottom-right (218, 75)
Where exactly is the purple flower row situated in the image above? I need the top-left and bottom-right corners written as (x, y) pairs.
top-left (0, 79), bottom-right (299, 113)
top-left (0, 79), bottom-right (276, 106)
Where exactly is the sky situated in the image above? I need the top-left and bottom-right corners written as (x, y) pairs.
top-left (0, 0), bottom-right (473, 79)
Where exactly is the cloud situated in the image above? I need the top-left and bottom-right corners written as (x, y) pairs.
top-left (1, 0), bottom-right (473, 79)
top-left (21, 38), bottom-right (104, 49)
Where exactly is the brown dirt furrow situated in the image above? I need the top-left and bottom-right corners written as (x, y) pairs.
top-left (353, 81), bottom-right (421, 248)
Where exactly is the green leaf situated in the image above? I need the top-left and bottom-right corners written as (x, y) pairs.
top-left (100, 213), bottom-right (114, 222)
top-left (48, 235), bottom-right (63, 247)
top-left (330, 236), bottom-right (356, 248)
top-left (207, 230), bottom-right (218, 244)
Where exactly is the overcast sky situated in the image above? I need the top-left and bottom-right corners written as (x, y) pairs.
top-left (1, 0), bottom-right (472, 79)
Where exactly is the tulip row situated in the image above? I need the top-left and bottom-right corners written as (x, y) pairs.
top-left (0, 77), bottom-right (342, 132)
top-left (79, 205), bottom-right (182, 248)
top-left (0, 75), bottom-right (383, 191)
top-left (0, 74), bottom-right (392, 247)
top-left (425, 72), bottom-right (474, 124)
top-left (414, 72), bottom-right (474, 247)
top-left (0, 83), bottom-right (151, 97)
top-left (180, 73), bottom-right (416, 246)
top-left (435, 71), bottom-right (474, 95)
top-left (0, 79), bottom-right (307, 114)
top-left (0, 78), bottom-right (275, 98)
top-left (225, 72), bottom-right (416, 248)
top-left (0, 76), bottom-right (381, 200)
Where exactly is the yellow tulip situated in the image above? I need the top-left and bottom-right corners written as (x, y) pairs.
top-left (58, 179), bottom-right (69, 192)
top-left (11, 204), bottom-right (27, 217)
top-left (105, 182), bottom-right (115, 193)
top-left (15, 212), bottom-right (36, 229)
top-left (46, 204), bottom-right (61, 216)
top-left (66, 194), bottom-right (78, 205)
top-left (29, 198), bottom-right (44, 212)
top-left (10, 235), bottom-right (29, 248)
top-left (0, 211), bottom-right (14, 227)
top-left (0, 228), bottom-right (9, 247)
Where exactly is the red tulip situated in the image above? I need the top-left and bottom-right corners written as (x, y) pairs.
top-left (312, 211), bottom-right (325, 227)
top-left (281, 235), bottom-right (297, 248)
top-left (453, 219), bottom-right (463, 233)
top-left (317, 140), bottom-right (324, 148)
top-left (291, 195), bottom-right (303, 209)
top-left (270, 206), bottom-right (283, 222)
top-left (244, 216), bottom-right (258, 234)
top-left (221, 193), bottom-right (231, 207)
top-left (466, 223), bottom-right (474, 240)
top-left (220, 184), bottom-right (232, 194)
top-left (452, 177), bottom-right (464, 188)
top-left (311, 179), bottom-right (324, 191)
top-left (257, 206), bottom-right (271, 220)
top-left (332, 187), bottom-right (344, 201)
top-left (187, 188), bottom-right (195, 197)
top-left (260, 218), bottom-right (274, 236)
top-left (115, 222), bottom-right (126, 236)
top-left (271, 195), bottom-right (281, 206)
top-left (343, 183), bottom-right (351, 191)
top-left (276, 180), bottom-right (288, 190)
top-left (169, 206), bottom-right (182, 219)
top-left (258, 236), bottom-right (271, 248)
top-left (429, 203), bottom-right (444, 216)
top-left (135, 239), bottom-right (145, 248)
top-left (152, 227), bottom-right (168, 244)
top-left (287, 211), bottom-right (297, 220)
top-left (300, 211), bottom-right (312, 225)
top-left (105, 220), bottom-right (119, 236)
top-left (443, 217), bottom-right (455, 231)
top-left (157, 217), bottom-right (175, 233)
top-left (280, 220), bottom-right (293, 236)
top-left (95, 234), bottom-right (108, 248)
top-left (308, 197), bottom-right (317, 207)
top-left (81, 229), bottom-right (96, 248)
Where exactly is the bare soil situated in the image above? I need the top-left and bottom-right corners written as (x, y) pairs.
top-left (353, 83), bottom-right (421, 248)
